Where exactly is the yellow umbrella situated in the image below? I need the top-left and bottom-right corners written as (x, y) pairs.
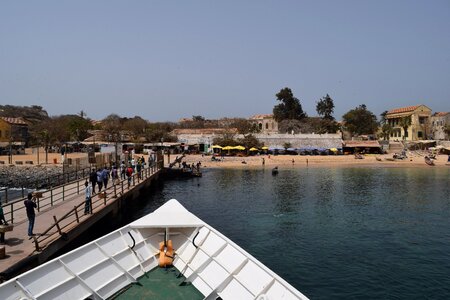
top-left (212, 145), bottom-right (223, 149)
top-left (235, 145), bottom-right (246, 151)
top-left (261, 146), bottom-right (269, 150)
top-left (329, 148), bottom-right (338, 152)
top-left (222, 146), bottom-right (234, 150)
top-left (249, 147), bottom-right (259, 151)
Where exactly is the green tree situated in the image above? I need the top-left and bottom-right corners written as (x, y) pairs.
top-left (237, 134), bottom-right (263, 149)
top-left (102, 114), bottom-right (122, 143)
top-left (123, 116), bottom-right (148, 141)
top-left (398, 116), bottom-right (411, 140)
top-left (342, 104), bottom-right (378, 136)
top-left (381, 123), bottom-right (393, 140)
top-left (273, 87), bottom-right (307, 122)
top-left (379, 110), bottom-right (389, 125)
top-left (316, 94), bottom-right (335, 120)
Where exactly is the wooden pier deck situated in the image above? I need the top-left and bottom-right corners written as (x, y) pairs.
top-left (0, 166), bottom-right (162, 279)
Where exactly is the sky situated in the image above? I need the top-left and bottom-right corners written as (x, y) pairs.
top-left (1, 1), bottom-right (449, 122)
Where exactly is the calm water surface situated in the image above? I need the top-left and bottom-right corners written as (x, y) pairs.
top-left (126, 166), bottom-right (450, 299)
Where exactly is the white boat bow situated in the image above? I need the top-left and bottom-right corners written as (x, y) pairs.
top-left (0, 199), bottom-right (309, 300)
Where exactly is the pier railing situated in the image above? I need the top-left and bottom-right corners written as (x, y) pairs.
top-left (0, 167), bottom-right (92, 204)
top-left (32, 164), bottom-right (161, 252)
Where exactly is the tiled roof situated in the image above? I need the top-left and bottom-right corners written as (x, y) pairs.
top-left (386, 105), bottom-right (421, 115)
top-left (433, 112), bottom-right (449, 117)
top-left (171, 128), bottom-right (238, 135)
top-left (0, 117), bottom-right (28, 125)
top-left (249, 114), bottom-right (273, 120)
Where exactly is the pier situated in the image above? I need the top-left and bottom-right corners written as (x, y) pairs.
top-left (0, 163), bottom-right (164, 281)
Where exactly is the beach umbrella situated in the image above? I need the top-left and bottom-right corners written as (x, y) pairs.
top-left (249, 147), bottom-right (259, 151)
top-left (235, 145), bottom-right (246, 151)
top-left (222, 146), bottom-right (234, 150)
top-left (261, 146), bottom-right (268, 150)
top-left (329, 148), bottom-right (338, 152)
top-left (212, 145), bottom-right (223, 149)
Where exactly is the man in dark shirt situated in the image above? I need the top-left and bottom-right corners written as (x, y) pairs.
top-left (24, 193), bottom-right (37, 236)
top-left (89, 169), bottom-right (97, 194)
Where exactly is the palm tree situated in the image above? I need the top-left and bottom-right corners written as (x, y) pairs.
top-left (398, 117), bottom-right (411, 140)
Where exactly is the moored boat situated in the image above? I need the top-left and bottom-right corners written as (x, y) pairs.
top-left (0, 199), bottom-right (308, 300)
top-left (424, 156), bottom-right (435, 166)
top-left (272, 166), bottom-right (279, 175)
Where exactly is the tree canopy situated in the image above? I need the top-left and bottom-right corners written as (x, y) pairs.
top-left (273, 87), bottom-right (307, 122)
top-left (316, 94), bottom-right (335, 120)
top-left (342, 104), bottom-right (378, 136)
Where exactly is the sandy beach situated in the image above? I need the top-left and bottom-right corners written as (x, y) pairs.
top-left (1, 148), bottom-right (448, 171)
top-left (180, 153), bottom-right (450, 169)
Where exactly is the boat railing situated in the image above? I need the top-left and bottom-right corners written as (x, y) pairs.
top-left (32, 164), bottom-right (161, 252)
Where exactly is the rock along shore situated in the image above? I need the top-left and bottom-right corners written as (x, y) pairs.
top-left (0, 165), bottom-right (64, 189)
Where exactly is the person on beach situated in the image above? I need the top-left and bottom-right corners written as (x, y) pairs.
top-left (97, 168), bottom-right (103, 192)
top-left (89, 169), bottom-right (97, 194)
top-left (262, 157), bottom-right (265, 165)
top-left (24, 193), bottom-right (37, 237)
top-left (84, 181), bottom-right (92, 214)
top-left (0, 196), bottom-right (8, 244)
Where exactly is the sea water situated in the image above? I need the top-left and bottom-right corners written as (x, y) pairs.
top-left (125, 167), bottom-right (450, 299)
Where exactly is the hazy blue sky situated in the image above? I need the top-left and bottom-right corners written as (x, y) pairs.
top-left (1, 1), bottom-right (449, 122)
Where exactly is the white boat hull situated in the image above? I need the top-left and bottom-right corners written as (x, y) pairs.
top-left (0, 199), bottom-right (308, 300)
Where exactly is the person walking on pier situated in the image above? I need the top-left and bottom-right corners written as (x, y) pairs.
top-left (102, 167), bottom-right (110, 189)
top-left (126, 165), bottom-right (133, 188)
top-left (84, 181), bottom-right (92, 214)
top-left (89, 169), bottom-right (97, 194)
top-left (97, 168), bottom-right (104, 192)
top-left (24, 193), bottom-right (37, 237)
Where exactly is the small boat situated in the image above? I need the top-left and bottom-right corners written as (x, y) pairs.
top-left (0, 200), bottom-right (308, 299)
top-left (425, 156), bottom-right (435, 166)
top-left (376, 157), bottom-right (382, 161)
top-left (272, 166), bottom-right (279, 175)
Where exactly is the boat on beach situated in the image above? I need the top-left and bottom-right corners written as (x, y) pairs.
top-left (424, 156), bottom-right (435, 166)
top-left (0, 199), bottom-right (308, 300)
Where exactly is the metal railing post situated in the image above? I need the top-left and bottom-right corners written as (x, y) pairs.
top-left (121, 180), bottom-right (124, 195)
top-left (10, 203), bottom-right (13, 224)
top-left (50, 188), bottom-right (53, 206)
top-left (77, 180), bottom-right (80, 194)
top-left (62, 185), bottom-right (65, 201)
top-left (53, 215), bottom-right (62, 235)
top-left (4, 189), bottom-right (7, 204)
top-left (74, 206), bottom-right (79, 223)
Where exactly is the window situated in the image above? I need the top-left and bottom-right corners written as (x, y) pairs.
top-left (258, 123), bottom-right (262, 130)
top-left (418, 131), bottom-right (423, 138)
top-left (265, 123), bottom-right (269, 129)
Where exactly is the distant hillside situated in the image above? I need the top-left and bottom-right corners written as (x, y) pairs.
top-left (0, 105), bottom-right (49, 124)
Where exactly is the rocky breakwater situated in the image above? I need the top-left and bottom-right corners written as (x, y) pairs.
top-left (0, 165), bottom-right (64, 189)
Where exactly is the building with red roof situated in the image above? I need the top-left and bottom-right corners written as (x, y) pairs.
top-left (385, 105), bottom-right (432, 141)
